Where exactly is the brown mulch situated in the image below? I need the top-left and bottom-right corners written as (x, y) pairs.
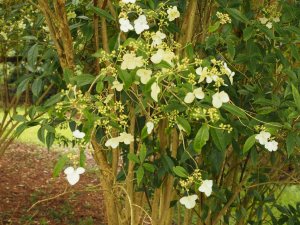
top-left (0, 143), bottom-right (106, 225)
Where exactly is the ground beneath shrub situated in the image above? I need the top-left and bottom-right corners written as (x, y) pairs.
top-left (0, 143), bottom-right (106, 225)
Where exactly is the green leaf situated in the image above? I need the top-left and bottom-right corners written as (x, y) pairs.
top-left (209, 21), bottom-right (220, 33)
top-left (173, 166), bottom-right (188, 178)
top-left (176, 116), bottom-right (191, 135)
top-left (141, 126), bottom-right (148, 140)
top-left (53, 155), bottom-right (68, 177)
top-left (194, 123), bottom-right (210, 153)
top-left (128, 153), bottom-right (140, 163)
top-left (243, 135), bottom-right (256, 153)
top-left (291, 84), bottom-right (300, 112)
top-left (74, 74), bottom-right (95, 87)
top-left (32, 78), bottom-right (43, 96)
top-left (222, 103), bottom-right (248, 119)
top-left (143, 163), bottom-right (155, 173)
top-left (227, 42), bottom-right (235, 59)
top-left (88, 6), bottom-right (115, 21)
top-left (38, 126), bottom-right (45, 143)
top-left (118, 67), bottom-right (133, 89)
top-left (44, 93), bottom-right (62, 107)
top-left (136, 166), bottom-right (144, 185)
top-left (46, 132), bottom-right (55, 150)
top-left (12, 114), bottom-right (27, 122)
top-left (211, 128), bottom-right (226, 151)
top-left (139, 144), bottom-right (147, 162)
top-left (17, 77), bottom-right (31, 96)
top-left (185, 43), bottom-right (194, 60)
top-left (225, 8), bottom-right (249, 23)
top-left (79, 149), bottom-right (86, 167)
top-left (286, 133), bottom-right (297, 157)
top-left (28, 44), bottom-right (39, 69)
top-left (243, 26), bottom-right (255, 41)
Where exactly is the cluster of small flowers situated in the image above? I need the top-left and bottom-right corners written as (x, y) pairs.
top-left (179, 174), bottom-right (213, 209)
top-left (258, 5), bottom-right (281, 29)
top-left (216, 12), bottom-right (231, 24)
top-left (255, 130), bottom-right (278, 152)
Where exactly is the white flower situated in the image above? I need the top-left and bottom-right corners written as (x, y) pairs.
top-left (167, 6), bottom-right (180, 21)
top-left (259, 17), bottom-right (268, 24)
top-left (179, 195), bottom-right (198, 209)
top-left (122, 0), bottom-right (136, 3)
top-left (111, 80), bottom-right (124, 91)
top-left (265, 140), bottom-right (278, 152)
top-left (163, 50), bottom-right (175, 65)
top-left (119, 132), bottom-right (134, 145)
top-left (198, 180), bottom-right (213, 197)
top-left (151, 49), bottom-right (165, 64)
top-left (119, 18), bottom-right (134, 33)
top-left (121, 53), bottom-right (144, 70)
top-left (105, 137), bottom-right (121, 149)
top-left (255, 131), bottom-right (271, 145)
top-left (136, 69), bottom-right (152, 84)
top-left (151, 82), bottom-right (160, 102)
top-left (146, 122), bottom-right (154, 134)
top-left (273, 17), bottom-right (280, 23)
top-left (64, 166), bottom-right (85, 186)
top-left (212, 91), bottom-right (230, 108)
top-left (223, 63), bottom-right (235, 84)
top-left (266, 22), bottom-right (273, 29)
top-left (134, 15), bottom-right (149, 34)
top-left (184, 87), bottom-right (205, 104)
top-left (73, 130), bottom-right (85, 139)
top-left (152, 31), bottom-right (166, 46)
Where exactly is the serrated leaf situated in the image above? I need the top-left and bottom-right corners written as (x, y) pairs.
top-left (243, 135), bottom-right (256, 153)
top-left (176, 116), bottom-right (191, 135)
top-left (173, 166), bottom-right (188, 178)
top-left (194, 123), bottom-right (210, 153)
top-left (136, 166), bottom-right (144, 185)
top-left (291, 84), bottom-right (300, 112)
top-left (53, 155), bottom-right (68, 177)
top-left (12, 114), bottom-right (27, 122)
top-left (222, 103), bottom-right (248, 119)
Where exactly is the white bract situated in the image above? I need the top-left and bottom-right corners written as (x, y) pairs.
top-left (151, 49), bottom-right (175, 65)
top-left (259, 17), bottom-right (268, 24)
top-left (111, 80), bottom-right (124, 91)
top-left (73, 129), bottom-right (85, 139)
top-left (179, 194), bottom-right (198, 209)
top-left (105, 132), bottom-right (134, 148)
top-left (134, 15), bottom-right (149, 34)
top-left (122, 0), bottom-right (136, 3)
top-left (119, 132), bottom-right (134, 145)
top-left (152, 31), bottom-right (166, 46)
top-left (146, 122), bottom-right (154, 134)
top-left (167, 6), bottom-right (180, 21)
top-left (121, 53), bottom-right (143, 70)
top-left (136, 69), bottom-right (152, 84)
top-left (255, 131), bottom-right (271, 145)
top-left (212, 91), bottom-right (230, 108)
top-left (266, 22), bottom-right (273, 29)
top-left (64, 166), bottom-right (85, 186)
top-left (198, 180), bottom-right (213, 197)
top-left (119, 18), bottom-right (134, 32)
top-left (184, 87), bottom-right (205, 104)
top-left (223, 63), bottom-right (235, 84)
top-left (151, 82), bottom-right (160, 102)
top-left (105, 137), bottom-right (121, 149)
top-left (265, 140), bottom-right (278, 152)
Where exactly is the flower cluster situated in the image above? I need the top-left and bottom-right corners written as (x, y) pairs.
top-left (216, 12), bottom-right (231, 24)
top-left (255, 131), bottom-right (278, 152)
top-left (258, 4), bottom-right (281, 29)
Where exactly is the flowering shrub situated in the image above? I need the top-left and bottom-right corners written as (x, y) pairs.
top-left (4, 0), bottom-right (300, 224)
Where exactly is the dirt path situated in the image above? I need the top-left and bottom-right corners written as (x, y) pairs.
top-left (0, 143), bottom-right (106, 225)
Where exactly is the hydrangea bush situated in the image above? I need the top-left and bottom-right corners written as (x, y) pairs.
top-left (4, 0), bottom-right (300, 224)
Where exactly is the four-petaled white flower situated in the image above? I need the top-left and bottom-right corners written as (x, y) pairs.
top-left (152, 31), bottom-right (166, 46)
top-left (111, 80), bottom-right (124, 92)
top-left (134, 15), bottom-right (149, 34)
top-left (179, 194), bottom-right (198, 209)
top-left (121, 0), bottom-right (136, 3)
top-left (184, 87), bottom-right (205, 104)
top-left (167, 6), bottom-right (180, 21)
top-left (255, 131), bottom-right (271, 145)
top-left (119, 18), bottom-right (134, 33)
top-left (121, 53), bottom-right (144, 70)
top-left (119, 132), bottom-right (134, 145)
top-left (151, 82), bottom-right (160, 102)
top-left (73, 129), bottom-right (85, 139)
top-left (64, 166), bottom-right (85, 186)
top-left (146, 121), bottom-right (154, 134)
top-left (198, 180), bottom-right (213, 197)
top-left (105, 137), bottom-right (121, 149)
top-left (136, 69), bottom-right (152, 84)
top-left (265, 140), bottom-right (278, 152)
top-left (212, 91), bottom-right (230, 108)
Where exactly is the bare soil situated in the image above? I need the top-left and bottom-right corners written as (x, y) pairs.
top-left (0, 143), bottom-right (106, 225)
